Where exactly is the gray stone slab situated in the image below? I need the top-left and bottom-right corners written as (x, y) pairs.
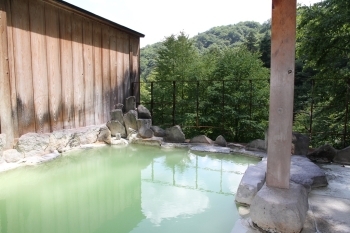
top-left (190, 145), bottom-right (231, 154)
top-left (290, 156), bottom-right (328, 188)
top-left (308, 194), bottom-right (350, 233)
top-left (311, 164), bottom-right (350, 199)
top-left (235, 165), bottom-right (266, 205)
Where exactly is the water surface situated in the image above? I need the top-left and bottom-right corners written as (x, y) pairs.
top-left (0, 144), bottom-right (259, 233)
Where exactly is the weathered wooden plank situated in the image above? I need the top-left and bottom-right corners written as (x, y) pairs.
top-left (83, 18), bottom-right (94, 126)
top-left (101, 25), bottom-right (111, 122)
top-left (4, 0), bottom-right (19, 140)
top-left (72, 14), bottom-right (85, 127)
top-left (116, 31), bottom-right (124, 105)
top-left (109, 29), bottom-right (118, 110)
top-left (0, 1), bottom-right (14, 148)
top-left (92, 22), bottom-right (103, 124)
top-left (45, 3), bottom-right (63, 131)
top-left (29, 0), bottom-right (50, 133)
top-left (59, 9), bottom-right (74, 129)
top-left (130, 36), bottom-right (140, 103)
top-left (123, 33), bottom-right (130, 103)
top-left (266, 0), bottom-right (297, 189)
top-left (11, 0), bottom-right (36, 135)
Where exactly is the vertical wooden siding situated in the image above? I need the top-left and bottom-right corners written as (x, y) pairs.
top-left (0, 0), bottom-right (140, 145)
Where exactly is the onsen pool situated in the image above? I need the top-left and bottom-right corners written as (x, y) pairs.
top-left (0, 144), bottom-right (259, 233)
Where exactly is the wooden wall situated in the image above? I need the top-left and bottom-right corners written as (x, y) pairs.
top-left (0, 0), bottom-right (141, 148)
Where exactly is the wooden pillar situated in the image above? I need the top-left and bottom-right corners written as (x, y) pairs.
top-left (266, 0), bottom-right (296, 189)
top-left (0, 2), bottom-right (14, 148)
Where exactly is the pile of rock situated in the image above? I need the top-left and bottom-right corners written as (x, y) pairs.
top-left (307, 144), bottom-right (350, 165)
top-left (106, 96), bottom-right (186, 144)
top-left (246, 132), bottom-right (310, 156)
top-left (235, 156), bottom-right (328, 233)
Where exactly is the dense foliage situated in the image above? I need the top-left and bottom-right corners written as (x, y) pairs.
top-left (139, 1), bottom-right (350, 147)
top-left (294, 0), bottom-right (350, 148)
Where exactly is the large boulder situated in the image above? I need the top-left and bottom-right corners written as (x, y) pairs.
top-left (106, 120), bottom-right (127, 138)
top-left (138, 126), bottom-right (154, 138)
top-left (110, 109), bottom-right (124, 125)
top-left (49, 129), bottom-right (76, 152)
top-left (190, 135), bottom-right (213, 144)
top-left (250, 182), bottom-right (308, 233)
top-left (16, 133), bottom-right (50, 157)
top-left (123, 110), bottom-right (138, 137)
top-left (74, 125), bottom-right (101, 145)
top-left (215, 135), bottom-right (227, 147)
top-left (164, 125), bottom-right (185, 143)
top-left (246, 139), bottom-right (266, 152)
top-left (290, 156), bottom-right (328, 188)
top-left (307, 144), bottom-right (337, 163)
top-left (49, 125), bottom-right (101, 152)
top-left (125, 96), bottom-right (136, 112)
top-left (137, 119), bottom-right (152, 130)
top-left (151, 126), bottom-right (166, 137)
top-left (97, 125), bottom-right (112, 144)
top-left (235, 165), bottom-right (266, 205)
top-left (334, 146), bottom-right (350, 165)
top-left (3, 149), bottom-right (24, 163)
top-left (292, 132), bottom-right (310, 155)
top-left (137, 105), bottom-right (152, 119)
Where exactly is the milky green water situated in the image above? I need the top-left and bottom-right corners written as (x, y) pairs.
top-left (0, 144), bottom-right (259, 233)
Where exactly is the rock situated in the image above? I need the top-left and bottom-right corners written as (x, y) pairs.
top-left (16, 133), bottom-right (50, 157)
top-left (307, 144), bottom-right (337, 163)
top-left (246, 139), bottom-right (266, 152)
top-left (110, 109), bottom-right (124, 125)
top-left (106, 120), bottom-right (127, 138)
top-left (190, 135), bottom-right (213, 144)
top-left (129, 135), bottom-right (163, 146)
top-left (250, 182), bottom-right (308, 233)
top-left (125, 96), bottom-right (136, 112)
top-left (235, 165), bottom-right (266, 205)
top-left (190, 145), bottom-right (231, 154)
top-left (164, 125), bottom-right (185, 143)
top-left (151, 126), bottom-right (166, 137)
top-left (49, 125), bottom-right (101, 152)
top-left (49, 129), bottom-right (75, 152)
top-left (137, 105), bottom-right (152, 119)
top-left (110, 138), bottom-right (128, 146)
top-left (0, 134), bottom-right (6, 151)
top-left (123, 110), bottom-right (138, 136)
top-left (215, 135), bottom-right (227, 147)
top-left (74, 125), bottom-right (101, 145)
top-left (115, 103), bottom-right (124, 110)
top-left (114, 133), bottom-right (121, 140)
top-left (138, 126), bottom-right (154, 138)
top-left (248, 157), bottom-right (327, 189)
top-left (334, 146), bottom-right (350, 165)
top-left (292, 132), bottom-right (310, 155)
top-left (97, 125), bottom-right (112, 144)
top-left (290, 156), bottom-right (328, 188)
top-left (137, 119), bottom-right (152, 130)
top-left (3, 149), bottom-right (24, 163)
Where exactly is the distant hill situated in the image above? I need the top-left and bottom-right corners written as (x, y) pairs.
top-left (140, 21), bottom-right (271, 81)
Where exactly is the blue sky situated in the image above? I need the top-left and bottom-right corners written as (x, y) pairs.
top-left (64, 0), bottom-right (322, 48)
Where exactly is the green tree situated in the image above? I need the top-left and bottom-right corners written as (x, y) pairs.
top-left (244, 31), bottom-right (259, 53)
top-left (259, 31), bottom-right (271, 68)
top-left (295, 0), bottom-right (350, 148)
top-left (200, 47), bottom-right (270, 141)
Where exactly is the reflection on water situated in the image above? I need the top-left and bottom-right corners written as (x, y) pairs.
top-left (0, 145), bottom-right (259, 233)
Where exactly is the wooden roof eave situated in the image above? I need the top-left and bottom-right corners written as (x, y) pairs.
top-left (44, 0), bottom-right (145, 38)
